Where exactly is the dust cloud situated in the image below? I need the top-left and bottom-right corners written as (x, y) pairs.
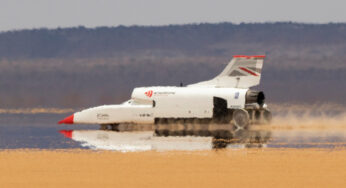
top-left (268, 103), bottom-right (346, 129)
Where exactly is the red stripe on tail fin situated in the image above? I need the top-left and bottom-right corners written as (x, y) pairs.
top-left (239, 67), bottom-right (259, 76)
top-left (233, 55), bottom-right (266, 59)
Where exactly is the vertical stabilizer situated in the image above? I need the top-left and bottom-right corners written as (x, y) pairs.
top-left (188, 55), bottom-right (265, 88)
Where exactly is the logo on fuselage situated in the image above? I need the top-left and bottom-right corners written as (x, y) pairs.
top-left (144, 90), bottom-right (153, 97)
top-left (97, 113), bottom-right (109, 120)
top-left (234, 92), bottom-right (239, 99)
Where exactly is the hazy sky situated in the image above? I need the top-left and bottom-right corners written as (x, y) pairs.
top-left (0, 0), bottom-right (345, 31)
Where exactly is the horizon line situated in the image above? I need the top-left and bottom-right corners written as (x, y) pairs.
top-left (1, 21), bottom-right (346, 33)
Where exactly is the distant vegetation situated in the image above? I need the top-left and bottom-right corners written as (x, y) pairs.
top-left (0, 22), bottom-right (345, 107)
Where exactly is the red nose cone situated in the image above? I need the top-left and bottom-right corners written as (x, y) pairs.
top-left (59, 130), bottom-right (73, 138)
top-left (58, 114), bottom-right (74, 124)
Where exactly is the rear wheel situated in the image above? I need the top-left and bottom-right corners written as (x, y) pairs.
top-left (232, 109), bottom-right (250, 129)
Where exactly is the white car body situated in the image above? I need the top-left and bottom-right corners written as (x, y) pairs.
top-left (59, 55), bottom-right (270, 126)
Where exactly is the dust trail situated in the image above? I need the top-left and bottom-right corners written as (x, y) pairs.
top-left (0, 108), bottom-right (75, 114)
top-left (267, 103), bottom-right (346, 129)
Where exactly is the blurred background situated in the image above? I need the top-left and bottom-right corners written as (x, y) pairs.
top-left (0, 0), bottom-right (345, 108)
top-left (0, 23), bottom-right (345, 108)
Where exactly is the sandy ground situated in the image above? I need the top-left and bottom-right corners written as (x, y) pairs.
top-left (1, 149), bottom-right (346, 188)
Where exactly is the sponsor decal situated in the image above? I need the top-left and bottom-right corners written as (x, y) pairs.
top-left (153, 91), bottom-right (175, 96)
top-left (139, 113), bottom-right (153, 117)
top-left (234, 92), bottom-right (239, 99)
top-left (97, 113), bottom-right (109, 120)
top-left (230, 105), bottom-right (241, 109)
top-left (144, 90), bottom-right (175, 97)
top-left (144, 90), bottom-right (153, 97)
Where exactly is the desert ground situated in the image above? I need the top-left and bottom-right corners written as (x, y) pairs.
top-left (1, 149), bottom-right (346, 188)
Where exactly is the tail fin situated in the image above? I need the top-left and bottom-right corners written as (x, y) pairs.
top-left (188, 55), bottom-right (265, 88)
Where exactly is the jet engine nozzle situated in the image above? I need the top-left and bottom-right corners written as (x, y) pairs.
top-left (246, 90), bottom-right (265, 107)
